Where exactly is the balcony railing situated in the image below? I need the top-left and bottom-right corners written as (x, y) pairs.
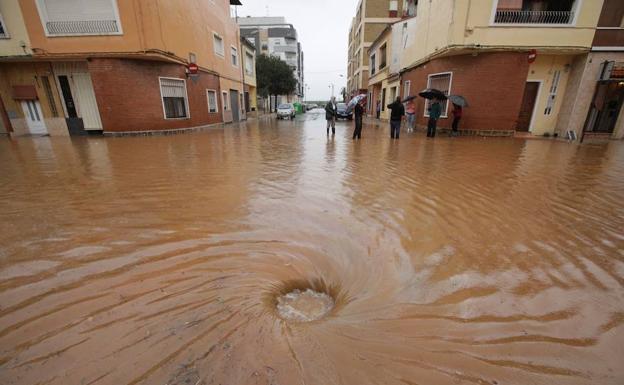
top-left (494, 10), bottom-right (573, 25)
top-left (46, 19), bottom-right (120, 36)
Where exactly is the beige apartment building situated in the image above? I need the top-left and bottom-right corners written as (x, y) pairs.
top-left (346, 0), bottom-right (417, 98)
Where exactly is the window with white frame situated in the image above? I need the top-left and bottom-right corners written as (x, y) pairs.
top-left (245, 51), bottom-right (254, 75)
top-left (403, 80), bottom-right (411, 98)
top-left (207, 90), bottom-right (218, 113)
top-left (424, 72), bottom-right (452, 118)
top-left (213, 33), bottom-right (224, 57)
top-left (35, 0), bottom-right (122, 36)
top-left (0, 13), bottom-right (9, 38)
top-left (222, 91), bottom-right (229, 111)
top-left (159, 78), bottom-right (189, 119)
top-left (544, 70), bottom-right (561, 115)
top-left (231, 46), bottom-right (238, 67)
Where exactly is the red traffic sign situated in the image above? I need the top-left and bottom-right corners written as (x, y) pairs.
top-left (528, 49), bottom-right (537, 64)
top-left (188, 63), bottom-right (199, 74)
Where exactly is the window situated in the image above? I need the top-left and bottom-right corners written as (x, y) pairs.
top-left (544, 70), bottom-right (561, 115)
top-left (379, 44), bottom-right (387, 69)
top-left (159, 78), bottom-right (189, 119)
top-left (390, 87), bottom-right (397, 102)
top-left (245, 52), bottom-right (254, 75)
top-left (222, 91), bottom-right (229, 111)
top-left (370, 54), bottom-right (376, 75)
top-left (189, 52), bottom-right (197, 63)
top-left (425, 72), bottom-right (452, 118)
top-left (403, 80), bottom-right (411, 98)
top-left (213, 33), bottom-right (224, 56)
top-left (231, 46), bottom-right (238, 67)
top-left (207, 90), bottom-right (218, 113)
top-left (35, 0), bottom-right (122, 36)
top-left (0, 13), bottom-right (9, 38)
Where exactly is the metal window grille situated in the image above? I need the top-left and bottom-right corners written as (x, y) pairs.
top-left (425, 73), bottom-right (451, 117)
top-left (494, 10), bottom-right (573, 24)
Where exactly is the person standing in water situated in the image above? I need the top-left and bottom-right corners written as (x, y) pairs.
top-left (427, 98), bottom-right (442, 138)
top-left (451, 103), bottom-right (462, 136)
top-left (387, 96), bottom-right (405, 139)
top-left (353, 100), bottom-right (365, 140)
top-left (405, 99), bottom-right (416, 132)
top-left (325, 96), bottom-right (338, 135)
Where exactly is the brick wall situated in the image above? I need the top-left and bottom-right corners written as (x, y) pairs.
top-left (401, 52), bottom-right (530, 132)
top-left (88, 58), bottom-right (222, 133)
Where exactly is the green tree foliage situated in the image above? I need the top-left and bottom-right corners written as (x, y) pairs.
top-left (256, 54), bottom-right (297, 111)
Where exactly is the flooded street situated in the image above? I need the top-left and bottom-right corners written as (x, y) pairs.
top-left (1, 110), bottom-right (623, 385)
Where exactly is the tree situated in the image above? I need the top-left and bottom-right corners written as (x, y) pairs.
top-left (256, 54), bottom-right (297, 112)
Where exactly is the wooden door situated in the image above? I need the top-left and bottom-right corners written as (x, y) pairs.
top-left (517, 82), bottom-right (540, 132)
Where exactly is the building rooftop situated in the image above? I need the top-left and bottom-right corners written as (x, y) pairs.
top-left (238, 16), bottom-right (288, 26)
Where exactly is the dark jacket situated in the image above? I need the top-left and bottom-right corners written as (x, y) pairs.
top-left (325, 102), bottom-right (337, 120)
top-left (429, 101), bottom-right (442, 120)
top-left (354, 103), bottom-right (364, 120)
top-left (387, 100), bottom-right (405, 121)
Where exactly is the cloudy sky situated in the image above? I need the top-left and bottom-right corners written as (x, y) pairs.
top-left (234, 0), bottom-right (359, 101)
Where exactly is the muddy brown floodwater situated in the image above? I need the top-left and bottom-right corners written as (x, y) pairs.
top-left (1, 111), bottom-right (624, 385)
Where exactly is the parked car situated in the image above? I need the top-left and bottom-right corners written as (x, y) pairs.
top-left (336, 103), bottom-right (352, 120)
top-left (277, 103), bottom-right (296, 120)
top-left (306, 103), bottom-right (317, 111)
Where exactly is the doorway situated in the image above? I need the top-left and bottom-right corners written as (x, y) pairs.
top-left (230, 90), bottom-right (240, 122)
top-left (517, 81), bottom-right (540, 132)
top-left (584, 81), bottom-right (624, 133)
top-left (20, 100), bottom-right (47, 135)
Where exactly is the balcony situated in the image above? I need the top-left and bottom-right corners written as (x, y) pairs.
top-left (494, 10), bottom-right (574, 24)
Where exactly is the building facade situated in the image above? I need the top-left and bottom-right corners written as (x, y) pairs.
top-left (388, 0), bottom-right (623, 140)
top-left (238, 16), bottom-right (304, 103)
top-left (346, 0), bottom-right (416, 99)
top-left (0, 0), bottom-right (247, 136)
top-left (241, 37), bottom-right (258, 118)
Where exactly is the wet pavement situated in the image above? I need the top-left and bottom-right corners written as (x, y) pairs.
top-left (1, 109), bottom-right (623, 385)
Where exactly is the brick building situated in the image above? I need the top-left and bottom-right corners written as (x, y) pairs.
top-left (0, 0), bottom-right (246, 136)
top-left (368, 0), bottom-right (624, 140)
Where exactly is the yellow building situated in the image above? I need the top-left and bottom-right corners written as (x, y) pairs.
top-left (367, 25), bottom-right (400, 121)
top-left (241, 37), bottom-right (258, 118)
top-left (347, 0), bottom-right (414, 98)
top-left (394, 0), bottom-right (623, 139)
top-left (0, 0), bottom-right (247, 136)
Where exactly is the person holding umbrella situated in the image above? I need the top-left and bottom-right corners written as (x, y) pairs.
top-left (448, 95), bottom-right (468, 136)
top-left (427, 98), bottom-right (442, 138)
top-left (387, 96), bottom-right (405, 139)
top-left (353, 98), bottom-right (365, 140)
top-left (418, 88), bottom-right (446, 138)
top-left (325, 96), bottom-right (338, 135)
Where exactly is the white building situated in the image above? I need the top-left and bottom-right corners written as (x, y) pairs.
top-left (238, 16), bottom-right (304, 103)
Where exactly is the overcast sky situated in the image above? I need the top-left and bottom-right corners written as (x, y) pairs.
top-left (234, 0), bottom-right (359, 101)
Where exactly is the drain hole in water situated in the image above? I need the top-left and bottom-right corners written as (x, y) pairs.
top-left (276, 288), bottom-right (335, 322)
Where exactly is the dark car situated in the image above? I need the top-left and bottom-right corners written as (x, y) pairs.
top-left (336, 103), bottom-right (352, 120)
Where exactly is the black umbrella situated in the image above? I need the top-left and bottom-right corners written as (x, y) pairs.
top-left (402, 95), bottom-right (417, 103)
top-left (418, 88), bottom-right (447, 100)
